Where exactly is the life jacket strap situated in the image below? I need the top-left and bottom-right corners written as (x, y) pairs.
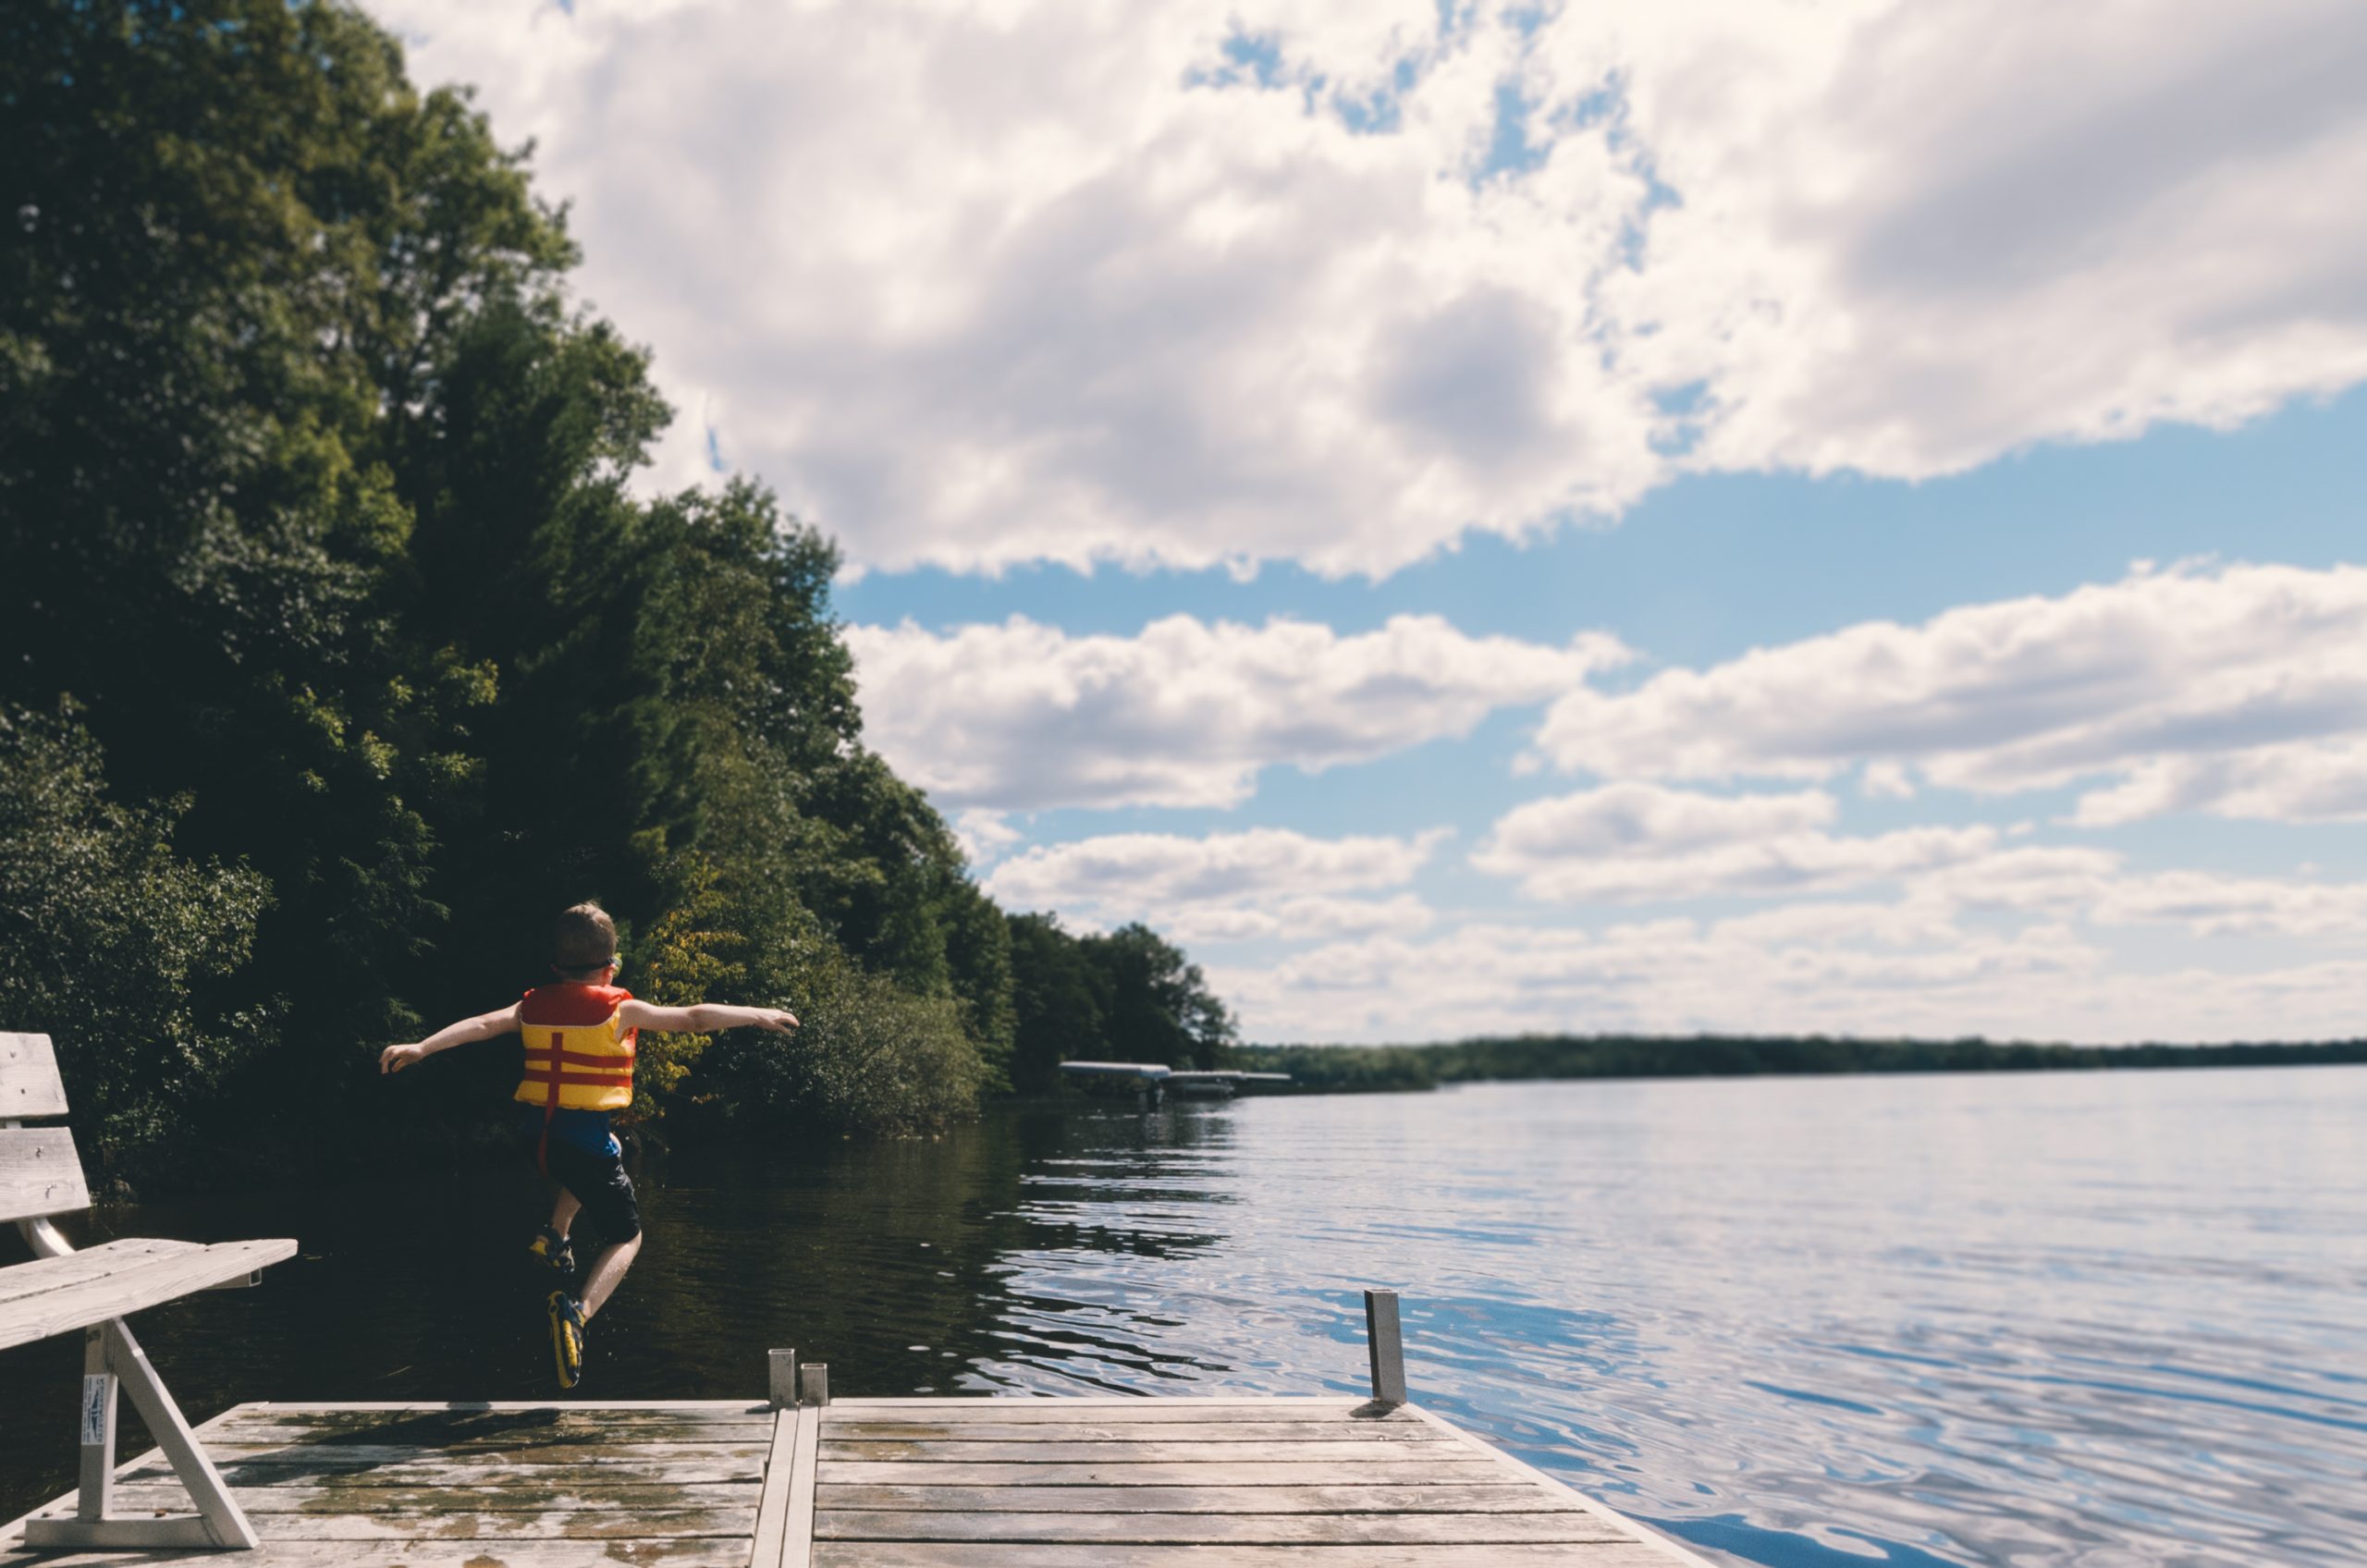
top-left (537, 1074), bottom-right (560, 1176)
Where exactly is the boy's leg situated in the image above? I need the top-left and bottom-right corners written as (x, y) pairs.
top-left (546, 1139), bottom-right (643, 1319)
top-left (531, 1187), bottom-right (580, 1274)
top-left (577, 1231), bottom-right (642, 1319)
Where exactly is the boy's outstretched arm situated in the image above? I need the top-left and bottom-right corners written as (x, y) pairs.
top-left (618, 999), bottom-right (799, 1035)
top-left (380, 1002), bottom-right (524, 1073)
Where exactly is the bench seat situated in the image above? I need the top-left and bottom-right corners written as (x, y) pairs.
top-left (4, 1030), bottom-right (295, 1549)
top-left (0, 1237), bottom-right (300, 1354)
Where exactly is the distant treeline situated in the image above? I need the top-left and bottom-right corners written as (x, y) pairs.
top-left (1230, 1035), bottom-right (2367, 1093)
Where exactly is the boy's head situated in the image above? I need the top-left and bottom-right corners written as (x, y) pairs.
top-left (553, 901), bottom-right (619, 979)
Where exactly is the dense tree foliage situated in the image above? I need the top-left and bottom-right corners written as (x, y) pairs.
top-left (1001, 916), bottom-right (1235, 1089)
top-left (0, 706), bottom-right (275, 1170)
top-left (1003, 915), bottom-right (1107, 1094)
top-left (0, 0), bottom-right (1219, 1179)
top-left (1076, 924), bottom-right (1236, 1072)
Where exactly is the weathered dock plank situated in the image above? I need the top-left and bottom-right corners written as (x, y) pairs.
top-left (806, 1396), bottom-right (1714, 1568)
top-left (4, 1394), bottom-right (1709, 1568)
top-left (163, 1430), bottom-right (771, 1454)
top-left (749, 1409), bottom-right (805, 1568)
top-left (779, 1392), bottom-right (823, 1568)
top-left (1402, 1403), bottom-right (1719, 1562)
top-left (815, 1421), bottom-right (1438, 1442)
top-left (117, 1439), bottom-right (767, 1477)
top-left (816, 1482), bottom-right (1586, 1513)
top-left (241, 1400), bottom-right (772, 1413)
top-left (215, 1407), bottom-right (770, 1430)
top-left (4, 1399), bottom-right (775, 1568)
top-left (811, 1548), bottom-right (1694, 1568)
top-left (818, 1439), bottom-right (1464, 1463)
top-left (821, 1399), bottom-right (1397, 1419)
top-left (92, 1480), bottom-right (765, 1514)
top-left (175, 1505), bottom-right (759, 1541)
top-left (116, 1455), bottom-right (770, 1488)
top-left (4, 1541), bottom-right (754, 1566)
top-left (814, 1459), bottom-right (1514, 1486)
top-left (816, 1509), bottom-right (1634, 1544)
top-left (120, 1439), bottom-right (771, 1471)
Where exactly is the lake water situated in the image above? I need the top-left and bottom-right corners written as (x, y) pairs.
top-left (3, 1066), bottom-right (2363, 1564)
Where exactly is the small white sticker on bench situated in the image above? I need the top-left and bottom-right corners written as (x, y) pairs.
top-left (81, 1374), bottom-right (112, 1445)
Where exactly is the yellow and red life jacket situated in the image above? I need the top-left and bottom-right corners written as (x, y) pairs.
top-left (515, 982), bottom-right (638, 1114)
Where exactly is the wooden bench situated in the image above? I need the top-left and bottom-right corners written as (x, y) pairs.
top-left (2, 1031), bottom-right (296, 1551)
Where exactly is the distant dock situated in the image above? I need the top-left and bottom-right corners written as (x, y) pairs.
top-left (1056, 1060), bottom-right (1293, 1108)
top-left (3, 1296), bottom-right (1713, 1567)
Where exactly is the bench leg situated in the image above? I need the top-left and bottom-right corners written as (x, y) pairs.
top-left (77, 1323), bottom-right (117, 1522)
top-left (20, 1318), bottom-right (260, 1550)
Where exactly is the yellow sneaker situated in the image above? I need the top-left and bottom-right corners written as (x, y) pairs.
top-left (529, 1224), bottom-right (574, 1276)
top-left (546, 1292), bottom-right (586, 1390)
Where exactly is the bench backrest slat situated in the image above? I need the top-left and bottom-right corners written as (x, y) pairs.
top-left (0, 1034), bottom-right (69, 1121)
top-left (0, 1127), bottom-right (92, 1222)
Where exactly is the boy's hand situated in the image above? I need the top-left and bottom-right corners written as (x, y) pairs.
top-left (379, 1042), bottom-right (429, 1074)
top-left (755, 1010), bottom-right (800, 1034)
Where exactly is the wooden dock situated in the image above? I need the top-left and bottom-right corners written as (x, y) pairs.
top-left (4, 1394), bottom-right (1715, 1567)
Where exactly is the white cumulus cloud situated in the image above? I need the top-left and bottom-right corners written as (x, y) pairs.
top-left (365, 0), bottom-right (2367, 576)
top-left (1160, 893), bottom-right (1435, 947)
top-left (847, 614), bottom-right (1625, 811)
top-left (950, 810), bottom-right (1025, 866)
top-left (985, 827), bottom-right (1441, 912)
top-left (2071, 739), bottom-right (2367, 827)
top-left (1533, 562), bottom-right (2367, 824)
top-left (1576, 0), bottom-right (2367, 483)
top-left (981, 827), bottom-right (1443, 946)
top-left (1472, 782), bottom-right (1997, 902)
top-left (1917, 852), bottom-right (2367, 940)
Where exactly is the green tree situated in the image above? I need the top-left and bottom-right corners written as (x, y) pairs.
top-left (694, 956), bottom-right (985, 1134)
top-left (0, 0), bottom-right (567, 1148)
top-left (1005, 913), bottom-right (1107, 1091)
top-left (1079, 923), bottom-right (1236, 1070)
top-left (0, 706), bottom-right (276, 1169)
top-left (938, 880), bottom-right (1017, 1092)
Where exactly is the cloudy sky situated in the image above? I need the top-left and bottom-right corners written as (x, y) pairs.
top-left (374, 0), bottom-right (2367, 1044)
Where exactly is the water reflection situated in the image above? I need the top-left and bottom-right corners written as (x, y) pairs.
top-left (5, 1070), bottom-right (2365, 1567)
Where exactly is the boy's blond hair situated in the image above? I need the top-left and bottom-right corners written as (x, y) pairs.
top-left (553, 902), bottom-right (618, 973)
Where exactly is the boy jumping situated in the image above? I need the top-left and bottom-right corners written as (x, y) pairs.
top-left (380, 901), bottom-right (797, 1388)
